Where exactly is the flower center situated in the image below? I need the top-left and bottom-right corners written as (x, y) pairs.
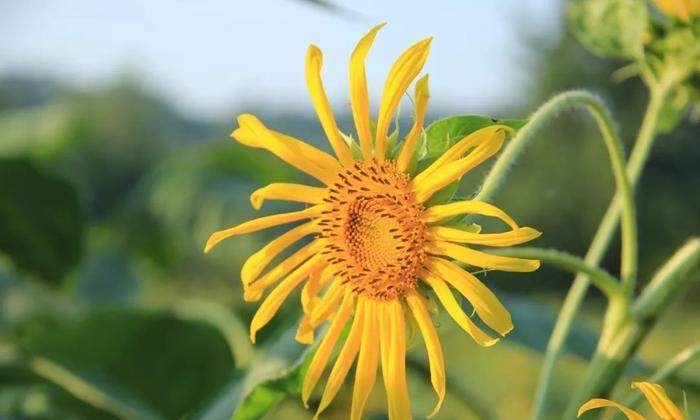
top-left (319, 160), bottom-right (426, 300)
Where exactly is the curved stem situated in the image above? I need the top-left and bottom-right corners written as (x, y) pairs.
top-left (494, 247), bottom-right (624, 300)
top-left (526, 81), bottom-right (674, 420)
top-left (475, 90), bottom-right (637, 288)
top-left (475, 90), bottom-right (640, 419)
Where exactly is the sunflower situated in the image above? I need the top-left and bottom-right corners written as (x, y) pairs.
top-left (205, 24), bottom-right (541, 419)
top-left (578, 381), bottom-right (685, 419)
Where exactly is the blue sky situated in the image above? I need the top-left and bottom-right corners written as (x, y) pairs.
top-left (0, 0), bottom-right (562, 118)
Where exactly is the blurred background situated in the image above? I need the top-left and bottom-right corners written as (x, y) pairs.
top-left (1, 1), bottom-right (698, 419)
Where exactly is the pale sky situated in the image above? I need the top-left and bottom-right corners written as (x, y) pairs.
top-left (0, 0), bottom-right (562, 119)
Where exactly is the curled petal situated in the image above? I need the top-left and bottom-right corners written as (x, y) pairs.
top-left (244, 240), bottom-right (324, 302)
top-left (205, 206), bottom-right (323, 253)
top-left (420, 269), bottom-right (498, 347)
top-left (425, 257), bottom-right (512, 336)
top-left (375, 37), bottom-right (432, 161)
top-left (350, 23), bottom-right (385, 160)
top-left (232, 113), bottom-right (339, 184)
top-left (423, 200), bottom-right (519, 230)
top-left (314, 298), bottom-right (364, 419)
top-left (241, 221), bottom-right (319, 286)
top-left (426, 241), bottom-right (540, 272)
top-left (250, 254), bottom-right (324, 343)
top-left (350, 300), bottom-right (379, 420)
top-left (302, 290), bottom-right (354, 407)
top-left (413, 126), bottom-right (506, 202)
top-left (397, 74), bottom-right (430, 172)
top-left (632, 382), bottom-right (684, 420)
top-left (427, 226), bottom-right (541, 247)
top-left (406, 291), bottom-right (445, 417)
top-left (577, 398), bottom-right (645, 420)
top-left (250, 183), bottom-right (326, 210)
top-left (306, 45), bottom-right (354, 166)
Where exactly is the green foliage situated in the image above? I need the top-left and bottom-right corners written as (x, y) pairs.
top-left (19, 309), bottom-right (237, 419)
top-left (231, 346), bottom-right (315, 420)
top-left (0, 157), bottom-right (83, 283)
top-left (568, 0), bottom-right (648, 59)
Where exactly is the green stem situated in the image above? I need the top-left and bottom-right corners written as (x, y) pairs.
top-left (475, 90), bottom-right (637, 288)
top-left (564, 238), bottom-right (700, 418)
top-left (475, 90), bottom-right (640, 419)
top-left (494, 247), bottom-right (623, 300)
top-left (621, 341), bottom-right (700, 411)
top-left (529, 79), bottom-right (674, 420)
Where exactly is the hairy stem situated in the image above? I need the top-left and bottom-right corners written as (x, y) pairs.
top-left (529, 77), bottom-right (677, 420)
top-left (474, 90), bottom-right (640, 419)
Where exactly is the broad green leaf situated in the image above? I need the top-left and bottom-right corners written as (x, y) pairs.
top-left (0, 157), bottom-right (83, 283)
top-left (19, 309), bottom-right (236, 419)
top-left (567, 0), bottom-right (648, 59)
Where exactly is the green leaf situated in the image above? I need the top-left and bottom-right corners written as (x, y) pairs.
top-left (0, 157), bottom-right (83, 283)
top-left (193, 326), bottom-right (311, 420)
top-left (567, 0), bottom-right (648, 59)
top-left (424, 115), bottom-right (525, 158)
top-left (19, 309), bottom-right (237, 419)
top-left (231, 345), bottom-right (315, 420)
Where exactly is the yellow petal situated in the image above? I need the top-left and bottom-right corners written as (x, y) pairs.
top-left (405, 291), bottom-right (445, 418)
top-left (351, 300), bottom-right (379, 420)
top-left (577, 398), bottom-right (646, 420)
top-left (382, 300), bottom-right (412, 420)
top-left (420, 269), bottom-right (499, 346)
top-left (412, 126), bottom-right (506, 202)
top-left (314, 299), bottom-right (364, 419)
top-left (425, 257), bottom-right (512, 336)
top-left (397, 74), bottom-right (430, 172)
top-left (378, 302), bottom-right (394, 416)
top-left (250, 183), bottom-right (327, 210)
top-left (205, 205), bottom-right (324, 253)
top-left (296, 280), bottom-right (343, 344)
top-left (423, 200), bottom-right (519, 230)
top-left (426, 241), bottom-right (540, 272)
top-left (300, 265), bottom-right (333, 314)
top-left (231, 113), bottom-right (339, 184)
top-left (427, 226), bottom-right (541, 247)
top-left (375, 37), bottom-right (432, 161)
top-left (241, 221), bottom-right (319, 286)
top-left (350, 23), bottom-right (385, 160)
top-left (305, 45), bottom-right (354, 166)
top-left (249, 254), bottom-right (324, 343)
top-left (632, 382), bottom-right (685, 419)
top-left (654, 0), bottom-right (692, 21)
top-left (244, 240), bottom-right (324, 302)
top-left (302, 290), bottom-right (354, 407)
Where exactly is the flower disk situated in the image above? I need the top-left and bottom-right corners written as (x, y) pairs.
top-left (320, 161), bottom-right (426, 300)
